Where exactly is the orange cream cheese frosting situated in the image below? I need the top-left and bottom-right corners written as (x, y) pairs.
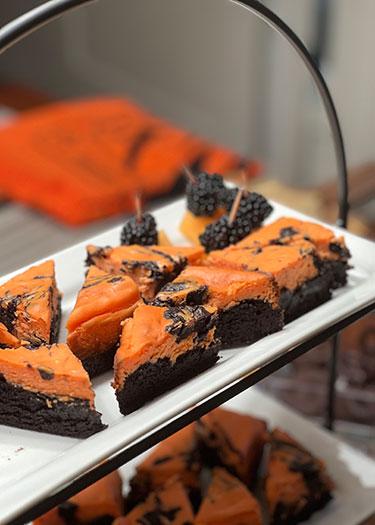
top-left (66, 266), bottom-right (140, 360)
top-left (206, 242), bottom-right (318, 292)
top-left (195, 467), bottom-right (262, 525)
top-left (86, 244), bottom-right (204, 300)
top-left (154, 265), bottom-right (280, 310)
top-left (0, 260), bottom-right (61, 346)
top-left (237, 216), bottom-right (350, 261)
top-left (113, 303), bottom-right (217, 387)
top-left (128, 423), bottom-right (201, 507)
top-left (114, 479), bottom-right (194, 525)
top-left (0, 322), bottom-right (24, 348)
top-left (34, 471), bottom-right (123, 525)
top-left (0, 343), bottom-right (95, 404)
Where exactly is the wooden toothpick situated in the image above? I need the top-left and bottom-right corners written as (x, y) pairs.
top-left (228, 188), bottom-right (244, 226)
top-left (134, 192), bottom-right (142, 223)
top-left (183, 165), bottom-right (196, 184)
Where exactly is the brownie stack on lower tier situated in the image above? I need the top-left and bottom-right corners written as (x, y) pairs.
top-left (196, 407), bottom-right (268, 485)
top-left (66, 266), bottom-right (140, 377)
top-left (127, 424), bottom-right (202, 511)
top-left (265, 428), bottom-right (334, 525)
top-left (112, 303), bottom-right (219, 415)
top-left (154, 265), bottom-right (283, 348)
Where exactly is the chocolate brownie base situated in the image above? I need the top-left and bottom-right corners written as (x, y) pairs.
top-left (319, 259), bottom-right (348, 289)
top-left (0, 375), bottom-right (105, 438)
top-left (82, 347), bottom-right (117, 378)
top-left (271, 492), bottom-right (332, 525)
top-left (281, 274), bottom-right (332, 324)
top-left (116, 346), bottom-right (219, 415)
top-left (215, 299), bottom-right (283, 349)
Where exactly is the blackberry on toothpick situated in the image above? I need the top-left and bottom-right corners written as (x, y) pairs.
top-left (184, 167), bottom-right (226, 217)
top-left (199, 189), bottom-right (248, 252)
top-left (120, 193), bottom-right (158, 246)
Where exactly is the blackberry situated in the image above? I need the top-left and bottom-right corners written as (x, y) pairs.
top-left (199, 215), bottom-right (250, 252)
top-left (186, 172), bottom-right (226, 216)
top-left (120, 212), bottom-right (158, 246)
top-left (223, 188), bottom-right (273, 227)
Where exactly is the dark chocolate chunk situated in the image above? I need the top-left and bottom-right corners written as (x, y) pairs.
top-left (38, 368), bottom-right (54, 380)
top-left (279, 227), bottom-right (298, 238)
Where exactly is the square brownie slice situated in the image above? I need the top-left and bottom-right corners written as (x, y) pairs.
top-left (196, 407), bottom-right (267, 485)
top-left (237, 216), bottom-right (351, 289)
top-left (206, 241), bottom-right (335, 322)
top-left (265, 428), bottom-right (334, 525)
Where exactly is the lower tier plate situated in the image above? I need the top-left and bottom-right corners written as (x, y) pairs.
top-left (0, 199), bottom-right (374, 524)
top-left (121, 388), bottom-right (375, 525)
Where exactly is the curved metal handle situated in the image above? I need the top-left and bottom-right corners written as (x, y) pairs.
top-left (0, 0), bottom-right (348, 227)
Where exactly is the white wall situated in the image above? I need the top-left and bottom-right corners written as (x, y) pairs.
top-left (0, 0), bottom-right (374, 186)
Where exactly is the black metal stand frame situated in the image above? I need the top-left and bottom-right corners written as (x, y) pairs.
top-left (0, 1), bottom-right (371, 524)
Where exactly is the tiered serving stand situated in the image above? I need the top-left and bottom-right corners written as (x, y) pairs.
top-left (0, 1), bottom-right (373, 524)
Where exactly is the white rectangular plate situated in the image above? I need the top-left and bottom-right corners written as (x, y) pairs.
top-left (122, 387), bottom-right (375, 525)
top-left (0, 199), bottom-right (374, 524)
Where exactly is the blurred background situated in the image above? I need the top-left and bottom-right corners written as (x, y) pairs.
top-left (0, 0), bottom-right (373, 450)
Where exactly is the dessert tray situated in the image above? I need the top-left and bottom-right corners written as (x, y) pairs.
top-left (121, 387), bottom-right (375, 525)
top-left (1, 198), bottom-right (374, 525)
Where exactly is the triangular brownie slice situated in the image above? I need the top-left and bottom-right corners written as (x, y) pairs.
top-left (0, 260), bottom-right (61, 346)
top-left (0, 343), bottom-right (105, 437)
top-left (196, 407), bottom-right (267, 485)
top-left (265, 428), bottom-right (334, 524)
top-left (128, 424), bottom-right (202, 511)
top-left (113, 303), bottom-right (218, 415)
top-left (195, 467), bottom-right (262, 525)
top-left (67, 266), bottom-right (140, 377)
top-left (34, 471), bottom-right (123, 524)
top-left (115, 479), bottom-right (194, 525)
top-left (86, 244), bottom-right (204, 300)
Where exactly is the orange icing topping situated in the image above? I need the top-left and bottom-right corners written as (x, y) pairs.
top-left (0, 260), bottom-right (58, 344)
top-left (237, 216), bottom-right (349, 260)
top-left (206, 243), bottom-right (317, 291)
top-left (113, 304), bottom-right (216, 386)
top-left (115, 480), bottom-right (194, 525)
top-left (195, 467), bottom-right (262, 525)
top-left (0, 322), bottom-right (23, 347)
top-left (136, 424), bottom-right (200, 490)
top-left (67, 266), bottom-right (139, 332)
top-left (172, 265), bottom-right (280, 308)
top-left (0, 343), bottom-right (94, 404)
top-left (34, 472), bottom-right (123, 525)
top-left (198, 407), bottom-right (267, 483)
